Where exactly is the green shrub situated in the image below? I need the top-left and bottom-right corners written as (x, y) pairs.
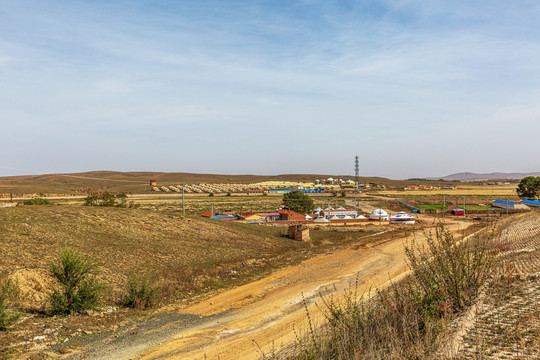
top-left (226, 192), bottom-right (231, 197)
top-left (209, 193), bottom-right (214, 197)
top-left (0, 279), bottom-right (19, 331)
top-left (20, 197), bottom-right (52, 205)
top-left (122, 272), bottom-right (160, 309)
top-left (84, 193), bottom-right (130, 207)
top-left (49, 248), bottom-right (104, 315)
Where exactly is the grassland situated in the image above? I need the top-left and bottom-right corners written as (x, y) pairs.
top-left (0, 205), bottom-right (362, 297)
top-left (0, 203), bottom-right (375, 357)
top-left (378, 185), bottom-right (518, 198)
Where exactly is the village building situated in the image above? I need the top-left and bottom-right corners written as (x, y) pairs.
top-left (201, 211), bottom-right (217, 217)
top-left (369, 209), bottom-right (389, 221)
top-left (243, 214), bottom-right (266, 224)
top-left (278, 209), bottom-right (306, 221)
top-left (520, 199), bottom-right (540, 208)
top-left (257, 212), bottom-right (281, 221)
top-left (320, 208), bottom-right (357, 219)
top-left (492, 200), bottom-right (516, 209)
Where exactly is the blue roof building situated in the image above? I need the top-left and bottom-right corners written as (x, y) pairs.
top-left (520, 199), bottom-right (540, 207)
top-left (492, 200), bottom-right (516, 209)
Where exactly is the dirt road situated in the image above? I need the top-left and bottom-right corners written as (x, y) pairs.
top-left (68, 217), bottom-right (473, 360)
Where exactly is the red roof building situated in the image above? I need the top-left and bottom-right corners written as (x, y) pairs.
top-left (278, 209), bottom-right (306, 221)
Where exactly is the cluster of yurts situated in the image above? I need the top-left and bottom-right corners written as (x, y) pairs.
top-left (310, 207), bottom-right (416, 224)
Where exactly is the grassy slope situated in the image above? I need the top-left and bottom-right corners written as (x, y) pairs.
top-left (0, 205), bottom-right (366, 298)
top-left (1, 206), bottom-right (305, 291)
top-left (0, 204), bottom-right (377, 358)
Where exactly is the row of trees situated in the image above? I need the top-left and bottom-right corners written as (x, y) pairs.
top-left (516, 176), bottom-right (540, 200)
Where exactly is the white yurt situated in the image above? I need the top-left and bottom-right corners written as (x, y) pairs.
top-left (313, 217), bottom-right (330, 223)
top-left (343, 215), bottom-right (353, 219)
top-left (356, 215), bottom-right (367, 219)
top-left (390, 211), bottom-right (415, 224)
top-left (330, 215), bottom-right (340, 220)
top-left (369, 209), bottom-right (389, 221)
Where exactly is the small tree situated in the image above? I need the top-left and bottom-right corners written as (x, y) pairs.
top-left (83, 193), bottom-right (129, 207)
top-left (20, 197), bottom-right (52, 205)
top-left (516, 176), bottom-right (540, 199)
top-left (49, 248), bottom-right (104, 315)
top-left (282, 190), bottom-right (314, 213)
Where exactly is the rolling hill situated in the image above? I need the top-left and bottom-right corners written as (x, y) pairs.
top-left (0, 170), bottom-right (458, 196)
top-left (430, 172), bottom-right (540, 181)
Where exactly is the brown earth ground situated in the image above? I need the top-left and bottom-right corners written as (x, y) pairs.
top-left (62, 214), bottom-right (478, 360)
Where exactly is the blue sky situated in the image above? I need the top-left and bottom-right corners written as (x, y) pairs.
top-left (1, 0), bottom-right (540, 179)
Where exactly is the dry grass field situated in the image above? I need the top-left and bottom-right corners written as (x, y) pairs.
top-left (0, 204), bottom-right (373, 357)
top-left (0, 205), bottom-right (363, 299)
top-left (378, 185), bottom-right (519, 198)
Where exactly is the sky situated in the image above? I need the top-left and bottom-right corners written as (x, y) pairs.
top-left (1, 0), bottom-right (540, 179)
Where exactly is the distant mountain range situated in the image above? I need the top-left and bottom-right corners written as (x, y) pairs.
top-left (427, 172), bottom-right (540, 181)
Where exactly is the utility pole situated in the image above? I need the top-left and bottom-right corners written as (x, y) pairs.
top-left (506, 197), bottom-right (509, 217)
top-left (182, 185), bottom-right (185, 215)
top-left (443, 195), bottom-right (446, 218)
top-left (463, 196), bottom-right (466, 218)
top-left (211, 202), bottom-right (214, 217)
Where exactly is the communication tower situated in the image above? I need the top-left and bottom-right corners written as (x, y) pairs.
top-left (354, 155), bottom-right (359, 188)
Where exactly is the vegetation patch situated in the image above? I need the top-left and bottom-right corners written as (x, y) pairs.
top-left (122, 271), bottom-right (160, 310)
top-left (275, 224), bottom-right (495, 359)
top-left (48, 248), bottom-right (104, 315)
top-left (0, 277), bottom-right (19, 331)
top-left (20, 197), bottom-right (52, 206)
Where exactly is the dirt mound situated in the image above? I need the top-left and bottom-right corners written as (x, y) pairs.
top-left (8, 268), bottom-right (56, 311)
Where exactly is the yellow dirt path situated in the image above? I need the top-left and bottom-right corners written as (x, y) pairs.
top-left (139, 217), bottom-right (473, 360)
